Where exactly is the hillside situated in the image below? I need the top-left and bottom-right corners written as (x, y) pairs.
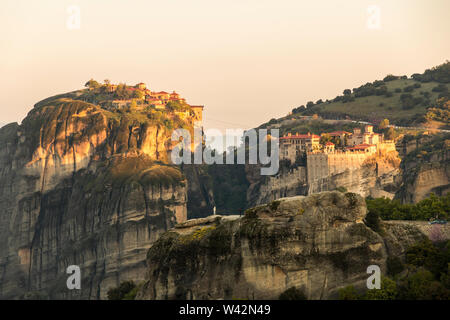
top-left (262, 62), bottom-right (450, 131)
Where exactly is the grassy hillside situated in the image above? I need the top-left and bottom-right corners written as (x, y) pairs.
top-left (304, 79), bottom-right (441, 124)
top-left (264, 62), bottom-right (450, 130)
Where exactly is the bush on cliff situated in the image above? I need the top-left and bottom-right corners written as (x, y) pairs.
top-left (339, 240), bottom-right (450, 300)
top-left (279, 287), bottom-right (307, 300)
top-left (366, 193), bottom-right (450, 221)
top-left (107, 281), bottom-right (137, 300)
top-left (363, 277), bottom-right (398, 300)
top-left (364, 210), bottom-right (382, 233)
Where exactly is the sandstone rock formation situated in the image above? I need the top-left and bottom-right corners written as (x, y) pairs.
top-left (246, 149), bottom-right (400, 208)
top-left (396, 152), bottom-right (449, 203)
top-left (0, 97), bottom-right (190, 299)
top-left (136, 191), bottom-right (430, 300)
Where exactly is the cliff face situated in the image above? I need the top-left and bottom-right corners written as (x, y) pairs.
top-left (246, 164), bottom-right (308, 206)
top-left (307, 157), bottom-right (401, 199)
top-left (0, 98), bottom-right (189, 299)
top-left (136, 191), bottom-right (427, 300)
top-left (246, 151), bottom-right (400, 208)
top-left (396, 134), bottom-right (450, 203)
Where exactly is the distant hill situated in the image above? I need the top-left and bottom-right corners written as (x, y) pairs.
top-left (264, 62), bottom-right (450, 131)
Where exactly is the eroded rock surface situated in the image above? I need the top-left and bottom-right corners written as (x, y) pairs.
top-left (137, 191), bottom-right (431, 300)
top-left (0, 98), bottom-right (189, 299)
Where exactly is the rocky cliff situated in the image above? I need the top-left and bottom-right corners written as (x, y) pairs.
top-left (395, 134), bottom-right (450, 203)
top-left (246, 150), bottom-right (400, 208)
top-left (246, 163), bottom-right (308, 206)
top-left (136, 191), bottom-right (430, 300)
top-left (0, 96), bottom-right (190, 299)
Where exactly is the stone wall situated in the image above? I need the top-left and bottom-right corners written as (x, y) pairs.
top-left (307, 152), bottom-right (372, 185)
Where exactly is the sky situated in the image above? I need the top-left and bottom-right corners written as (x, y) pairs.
top-left (0, 0), bottom-right (449, 132)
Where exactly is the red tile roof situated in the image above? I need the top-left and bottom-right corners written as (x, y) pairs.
top-left (280, 133), bottom-right (320, 140)
top-left (347, 143), bottom-right (375, 150)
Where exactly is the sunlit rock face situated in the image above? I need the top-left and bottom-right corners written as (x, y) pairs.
top-left (245, 150), bottom-right (401, 208)
top-left (136, 191), bottom-right (427, 300)
top-left (0, 98), bottom-right (188, 299)
top-left (395, 135), bottom-right (450, 203)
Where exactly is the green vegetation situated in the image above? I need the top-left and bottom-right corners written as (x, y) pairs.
top-left (387, 256), bottom-right (405, 276)
top-left (107, 281), bottom-right (138, 300)
top-left (82, 154), bottom-right (185, 195)
top-left (424, 97), bottom-right (450, 128)
top-left (364, 209), bottom-right (382, 233)
top-left (401, 133), bottom-right (450, 166)
top-left (366, 193), bottom-right (450, 221)
top-left (279, 287), bottom-right (307, 300)
top-left (285, 62), bottom-right (450, 127)
top-left (261, 117), bottom-right (361, 138)
top-left (179, 226), bottom-right (216, 244)
top-left (338, 285), bottom-right (359, 300)
top-left (339, 239), bottom-right (450, 300)
top-left (268, 200), bottom-right (281, 211)
top-left (206, 158), bottom-right (250, 215)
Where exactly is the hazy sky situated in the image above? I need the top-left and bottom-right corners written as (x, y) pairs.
top-left (1, 0), bottom-right (449, 131)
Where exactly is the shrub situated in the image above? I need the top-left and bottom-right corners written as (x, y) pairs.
top-left (364, 210), bottom-right (382, 233)
top-left (387, 256), bottom-right (404, 276)
top-left (269, 200), bottom-right (281, 211)
top-left (397, 268), bottom-right (450, 300)
top-left (338, 285), bottom-right (359, 300)
top-left (364, 277), bottom-right (398, 300)
top-left (279, 287), bottom-right (307, 300)
top-left (432, 84), bottom-right (448, 93)
top-left (383, 75), bottom-right (399, 82)
top-left (107, 281), bottom-right (137, 300)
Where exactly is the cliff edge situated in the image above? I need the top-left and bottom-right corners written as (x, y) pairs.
top-left (136, 191), bottom-right (429, 300)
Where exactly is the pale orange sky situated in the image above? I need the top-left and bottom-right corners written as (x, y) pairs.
top-left (0, 0), bottom-right (449, 131)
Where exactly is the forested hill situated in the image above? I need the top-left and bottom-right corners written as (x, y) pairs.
top-left (262, 61), bottom-right (450, 130)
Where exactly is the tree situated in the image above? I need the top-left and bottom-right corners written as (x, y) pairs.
top-left (133, 89), bottom-right (145, 100)
top-left (84, 79), bottom-right (100, 90)
top-left (385, 127), bottom-right (395, 140)
top-left (115, 83), bottom-right (130, 99)
top-left (319, 134), bottom-right (332, 145)
top-left (364, 209), bottom-right (382, 233)
top-left (398, 268), bottom-right (449, 300)
top-left (338, 285), bottom-right (359, 300)
top-left (387, 256), bottom-right (404, 276)
top-left (364, 277), bottom-right (398, 300)
top-left (107, 281), bottom-right (137, 300)
top-left (343, 89), bottom-right (351, 95)
top-left (279, 287), bottom-right (307, 300)
top-left (379, 119), bottom-right (389, 130)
